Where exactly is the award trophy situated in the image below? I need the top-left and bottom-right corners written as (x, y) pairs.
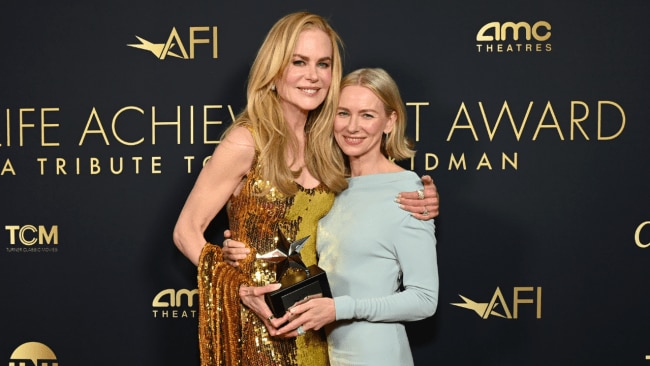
top-left (255, 229), bottom-right (332, 317)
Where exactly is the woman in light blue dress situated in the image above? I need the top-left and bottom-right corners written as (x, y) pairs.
top-left (277, 68), bottom-right (439, 366)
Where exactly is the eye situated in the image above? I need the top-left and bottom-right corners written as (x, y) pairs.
top-left (292, 59), bottom-right (306, 66)
top-left (337, 110), bottom-right (349, 117)
top-left (317, 61), bottom-right (331, 68)
top-left (362, 113), bottom-right (376, 119)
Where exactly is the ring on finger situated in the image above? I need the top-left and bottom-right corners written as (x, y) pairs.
top-left (267, 315), bottom-right (274, 321)
top-left (422, 207), bottom-right (429, 216)
top-left (296, 325), bottom-right (305, 336)
top-left (223, 238), bottom-right (231, 248)
top-left (417, 189), bottom-right (424, 200)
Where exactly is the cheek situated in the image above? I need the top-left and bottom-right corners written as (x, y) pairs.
top-left (333, 132), bottom-right (346, 150)
top-left (366, 122), bottom-right (386, 138)
top-left (333, 118), bottom-right (346, 133)
top-left (319, 69), bottom-right (333, 88)
top-left (278, 68), bottom-right (297, 87)
top-left (332, 121), bottom-right (347, 144)
top-left (276, 75), bottom-right (296, 101)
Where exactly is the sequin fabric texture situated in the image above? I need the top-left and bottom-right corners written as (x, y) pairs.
top-left (198, 155), bottom-right (334, 366)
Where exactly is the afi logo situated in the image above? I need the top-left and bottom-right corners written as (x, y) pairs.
top-left (451, 286), bottom-right (542, 319)
top-left (128, 26), bottom-right (218, 59)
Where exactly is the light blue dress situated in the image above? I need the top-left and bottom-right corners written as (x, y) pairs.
top-left (317, 170), bottom-right (439, 366)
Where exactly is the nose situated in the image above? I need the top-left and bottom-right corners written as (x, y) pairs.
top-left (305, 64), bottom-right (318, 82)
top-left (346, 115), bottom-right (359, 132)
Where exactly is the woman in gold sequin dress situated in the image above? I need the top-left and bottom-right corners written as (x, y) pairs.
top-left (173, 12), bottom-right (345, 366)
top-left (173, 12), bottom-right (438, 366)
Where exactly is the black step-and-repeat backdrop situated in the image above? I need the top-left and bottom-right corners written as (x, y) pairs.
top-left (2, 1), bottom-right (649, 365)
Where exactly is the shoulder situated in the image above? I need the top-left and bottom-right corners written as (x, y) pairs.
top-left (399, 170), bottom-right (420, 180)
top-left (205, 126), bottom-right (256, 174)
top-left (216, 126), bottom-right (257, 160)
top-left (223, 125), bottom-right (255, 147)
top-left (395, 170), bottom-right (422, 190)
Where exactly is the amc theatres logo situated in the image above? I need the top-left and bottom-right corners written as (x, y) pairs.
top-left (636, 221), bottom-right (650, 249)
top-left (152, 288), bottom-right (198, 319)
top-left (451, 286), bottom-right (542, 319)
top-left (475, 21), bottom-right (552, 53)
top-left (128, 26), bottom-right (218, 59)
top-left (477, 21), bottom-right (551, 42)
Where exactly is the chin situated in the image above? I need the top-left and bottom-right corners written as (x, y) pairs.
top-left (303, 99), bottom-right (326, 110)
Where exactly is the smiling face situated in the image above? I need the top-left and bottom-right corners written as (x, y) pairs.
top-left (334, 85), bottom-right (396, 165)
top-left (275, 28), bottom-right (333, 122)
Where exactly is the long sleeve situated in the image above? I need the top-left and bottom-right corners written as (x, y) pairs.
top-left (333, 214), bottom-right (438, 322)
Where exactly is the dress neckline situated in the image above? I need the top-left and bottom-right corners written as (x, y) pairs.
top-left (295, 181), bottom-right (324, 192)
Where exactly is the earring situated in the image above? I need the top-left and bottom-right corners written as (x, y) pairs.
top-left (271, 83), bottom-right (276, 91)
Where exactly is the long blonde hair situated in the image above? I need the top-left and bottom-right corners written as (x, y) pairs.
top-left (225, 12), bottom-right (348, 196)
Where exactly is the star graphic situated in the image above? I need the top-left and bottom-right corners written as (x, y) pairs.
top-left (127, 36), bottom-right (183, 59)
top-left (450, 294), bottom-right (507, 318)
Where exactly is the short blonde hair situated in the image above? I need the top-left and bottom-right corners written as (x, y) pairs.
top-left (339, 68), bottom-right (415, 160)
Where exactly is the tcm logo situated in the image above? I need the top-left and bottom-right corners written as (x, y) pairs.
top-left (128, 26), bottom-right (218, 59)
top-left (476, 21), bottom-right (552, 53)
top-left (5, 225), bottom-right (58, 245)
top-left (451, 286), bottom-right (542, 319)
top-left (636, 221), bottom-right (650, 248)
top-left (152, 288), bottom-right (198, 319)
top-left (9, 341), bottom-right (58, 366)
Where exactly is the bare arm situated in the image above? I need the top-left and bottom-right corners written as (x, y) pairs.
top-left (172, 127), bottom-right (255, 265)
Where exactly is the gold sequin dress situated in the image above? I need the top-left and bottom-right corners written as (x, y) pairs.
top-left (198, 153), bottom-right (334, 366)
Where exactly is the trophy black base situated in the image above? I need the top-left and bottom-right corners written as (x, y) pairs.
top-left (265, 265), bottom-right (332, 317)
